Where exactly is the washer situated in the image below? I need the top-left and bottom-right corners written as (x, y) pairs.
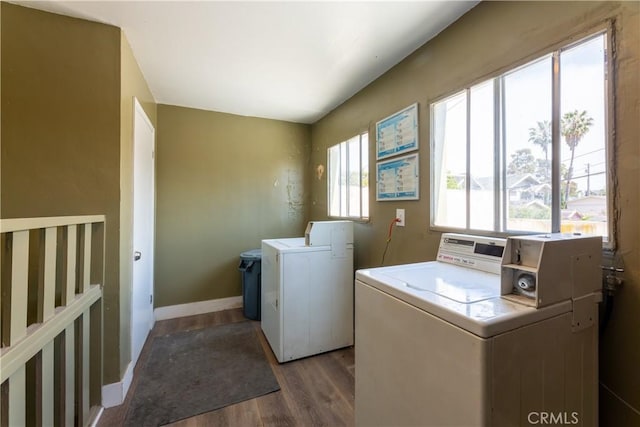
top-left (261, 221), bottom-right (354, 363)
top-left (355, 233), bottom-right (600, 426)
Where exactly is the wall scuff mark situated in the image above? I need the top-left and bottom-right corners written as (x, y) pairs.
top-left (286, 169), bottom-right (305, 219)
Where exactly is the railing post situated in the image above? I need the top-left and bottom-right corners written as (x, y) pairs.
top-left (83, 224), bottom-right (92, 293)
top-left (10, 230), bottom-right (29, 343)
top-left (42, 227), bottom-right (57, 321)
top-left (41, 341), bottom-right (55, 426)
top-left (9, 230), bottom-right (29, 427)
top-left (65, 225), bottom-right (77, 305)
top-left (8, 365), bottom-right (26, 427)
top-left (82, 309), bottom-right (91, 424)
top-left (64, 325), bottom-right (74, 426)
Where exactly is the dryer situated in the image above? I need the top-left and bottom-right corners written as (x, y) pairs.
top-left (355, 233), bottom-right (601, 426)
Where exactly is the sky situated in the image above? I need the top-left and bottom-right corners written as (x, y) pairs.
top-left (440, 34), bottom-right (607, 194)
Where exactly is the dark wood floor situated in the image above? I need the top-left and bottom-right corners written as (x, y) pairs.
top-left (98, 308), bottom-right (355, 426)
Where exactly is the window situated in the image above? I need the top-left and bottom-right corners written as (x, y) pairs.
top-left (431, 32), bottom-right (611, 243)
top-left (328, 132), bottom-right (369, 219)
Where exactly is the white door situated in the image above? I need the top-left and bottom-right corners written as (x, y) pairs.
top-left (131, 98), bottom-right (155, 366)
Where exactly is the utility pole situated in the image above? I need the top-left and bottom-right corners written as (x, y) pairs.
top-left (585, 163), bottom-right (590, 196)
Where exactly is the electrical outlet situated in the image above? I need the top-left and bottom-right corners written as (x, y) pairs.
top-left (396, 209), bottom-right (405, 227)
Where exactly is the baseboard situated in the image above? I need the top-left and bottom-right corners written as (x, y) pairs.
top-left (154, 296), bottom-right (243, 321)
top-left (101, 361), bottom-right (134, 408)
top-left (88, 406), bottom-right (104, 427)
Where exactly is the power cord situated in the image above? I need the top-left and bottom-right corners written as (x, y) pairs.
top-left (380, 217), bottom-right (401, 266)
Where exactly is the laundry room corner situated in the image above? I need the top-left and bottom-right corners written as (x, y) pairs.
top-left (154, 105), bottom-right (312, 310)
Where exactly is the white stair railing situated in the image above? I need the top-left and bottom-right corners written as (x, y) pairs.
top-left (1, 215), bottom-right (105, 426)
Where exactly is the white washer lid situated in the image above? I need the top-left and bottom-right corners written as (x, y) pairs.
top-left (262, 237), bottom-right (339, 253)
top-left (375, 262), bottom-right (499, 303)
top-left (356, 261), bottom-right (571, 338)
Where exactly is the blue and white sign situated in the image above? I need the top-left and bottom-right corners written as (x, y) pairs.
top-left (376, 103), bottom-right (419, 160)
top-left (376, 153), bottom-right (419, 201)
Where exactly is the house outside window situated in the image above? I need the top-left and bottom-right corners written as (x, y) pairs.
top-left (328, 132), bottom-right (369, 219)
top-left (430, 31), bottom-right (612, 244)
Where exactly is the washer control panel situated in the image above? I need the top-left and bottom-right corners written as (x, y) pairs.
top-left (437, 233), bottom-right (506, 275)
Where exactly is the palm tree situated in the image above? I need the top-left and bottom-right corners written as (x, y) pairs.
top-left (528, 120), bottom-right (551, 181)
top-left (561, 110), bottom-right (594, 206)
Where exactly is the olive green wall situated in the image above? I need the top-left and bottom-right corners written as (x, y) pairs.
top-left (119, 33), bottom-right (157, 380)
top-left (310, 1), bottom-right (639, 424)
top-left (155, 105), bottom-right (310, 307)
top-left (0, 2), bottom-right (123, 384)
top-left (1, 3), bottom-right (158, 385)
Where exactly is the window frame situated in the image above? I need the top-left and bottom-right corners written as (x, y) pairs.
top-left (327, 131), bottom-right (370, 221)
top-left (429, 26), bottom-right (615, 249)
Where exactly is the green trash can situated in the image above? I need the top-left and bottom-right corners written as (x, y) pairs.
top-left (239, 249), bottom-right (262, 320)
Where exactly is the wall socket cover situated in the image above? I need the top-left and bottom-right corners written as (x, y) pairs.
top-left (396, 208), bottom-right (405, 226)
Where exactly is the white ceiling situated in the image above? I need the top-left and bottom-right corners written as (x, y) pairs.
top-left (16, 1), bottom-right (479, 123)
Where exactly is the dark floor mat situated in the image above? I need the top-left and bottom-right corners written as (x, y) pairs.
top-left (124, 321), bottom-right (280, 426)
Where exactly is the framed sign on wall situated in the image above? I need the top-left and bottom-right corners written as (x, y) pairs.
top-left (376, 103), bottom-right (419, 160)
top-left (376, 153), bottom-right (419, 201)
